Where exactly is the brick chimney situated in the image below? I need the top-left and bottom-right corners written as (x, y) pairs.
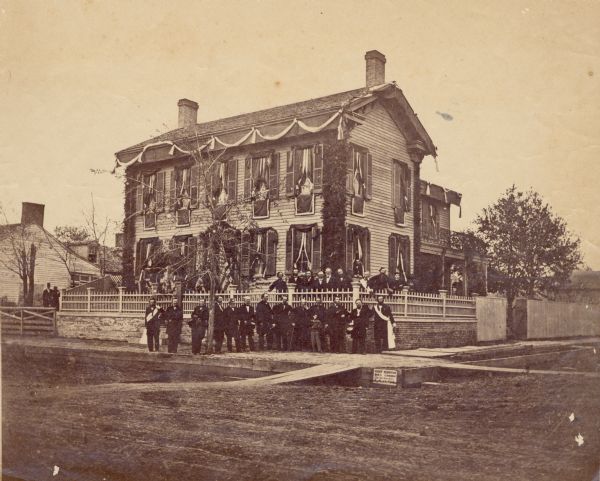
top-left (365, 50), bottom-right (386, 88)
top-left (177, 98), bottom-right (199, 129)
top-left (21, 202), bottom-right (45, 227)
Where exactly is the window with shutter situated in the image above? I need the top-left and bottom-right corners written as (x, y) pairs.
top-left (269, 152), bottom-right (279, 200)
top-left (313, 144), bottom-right (323, 193)
top-left (136, 173), bottom-right (143, 215)
top-left (347, 225), bottom-right (370, 275)
top-left (285, 228), bottom-right (293, 273)
top-left (389, 234), bottom-right (410, 281)
top-left (392, 160), bottom-right (410, 225)
top-left (294, 146), bottom-right (315, 215)
top-left (366, 153), bottom-right (373, 200)
top-left (346, 147), bottom-right (354, 194)
top-left (190, 165), bottom-right (199, 209)
top-left (227, 158), bottom-right (237, 202)
top-left (251, 155), bottom-right (270, 219)
top-left (285, 150), bottom-right (295, 197)
top-left (169, 169), bottom-right (176, 211)
top-left (265, 229), bottom-right (278, 277)
top-left (243, 155), bottom-right (252, 200)
top-left (156, 171), bottom-right (165, 212)
top-left (311, 226), bottom-right (321, 273)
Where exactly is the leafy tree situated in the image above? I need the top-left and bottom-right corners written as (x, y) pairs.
top-left (475, 186), bottom-right (582, 331)
top-left (54, 225), bottom-right (90, 243)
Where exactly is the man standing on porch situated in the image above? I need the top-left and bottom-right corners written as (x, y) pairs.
top-left (144, 297), bottom-right (163, 352)
top-left (373, 295), bottom-right (395, 353)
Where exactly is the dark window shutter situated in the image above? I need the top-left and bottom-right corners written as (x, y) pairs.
top-left (265, 229), bottom-right (278, 277)
top-left (244, 155), bottom-right (252, 200)
top-left (365, 229), bottom-right (371, 272)
top-left (240, 231), bottom-right (250, 277)
top-left (403, 235), bottom-right (410, 277)
top-left (402, 163), bottom-right (411, 212)
top-left (285, 150), bottom-right (295, 198)
top-left (169, 169), bottom-right (177, 211)
top-left (136, 174), bottom-right (143, 214)
top-left (156, 171), bottom-right (165, 212)
top-left (389, 235), bottom-right (398, 276)
top-left (135, 239), bottom-right (142, 276)
top-left (313, 144), bottom-right (323, 193)
top-left (227, 159), bottom-right (237, 202)
top-left (269, 152), bottom-right (280, 200)
top-left (311, 226), bottom-right (321, 273)
top-left (346, 147), bottom-right (354, 195)
top-left (393, 163), bottom-right (404, 224)
top-left (190, 165), bottom-right (199, 209)
top-left (345, 226), bottom-right (353, 273)
top-left (366, 153), bottom-right (373, 200)
top-left (285, 228), bottom-right (293, 273)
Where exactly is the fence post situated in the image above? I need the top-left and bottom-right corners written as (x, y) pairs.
top-left (59, 288), bottom-right (66, 311)
top-left (53, 309), bottom-right (57, 336)
top-left (227, 283), bottom-right (237, 298)
top-left (288, 282), bottom-right (296, 306)
top-left (402, 286), bottom-right (409, 317)
top-left (20, 308), bottom-right (24, 335)
top-left (118, 286), bottom-right (125, 313)
top-left (439, 290), bottom-right (447, 319)
top-left (351, 280), bottom-right (360, 307)
top-left (87, 287), bottom-right (94, 313)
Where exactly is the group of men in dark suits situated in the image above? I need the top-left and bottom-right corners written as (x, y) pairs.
top-left (143, 293), bottom-right (395, 355)
top-left (42, 283), bottom-right (61, 309)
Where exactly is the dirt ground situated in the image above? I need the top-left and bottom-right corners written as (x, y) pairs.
top-left (3, 350), bottom-right (600, 481)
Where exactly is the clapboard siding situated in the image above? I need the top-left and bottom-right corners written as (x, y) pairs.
top-left (0, 224), bottom-right (101, 305)
top-left (132, 101), bottom-right (424, 278)
top-left (347, 102), bottom-right (415, 273)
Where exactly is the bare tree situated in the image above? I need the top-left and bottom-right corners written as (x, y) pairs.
top-left (0, 206), bottom-right (40, 306)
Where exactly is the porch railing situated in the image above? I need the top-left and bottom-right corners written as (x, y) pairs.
top-left (60, 285), bottom-right (476, 320)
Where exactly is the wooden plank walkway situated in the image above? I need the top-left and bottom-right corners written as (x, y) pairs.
top-left (234, 364), bottom-right (361, 386)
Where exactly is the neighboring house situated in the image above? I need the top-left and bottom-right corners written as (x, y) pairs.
top-left (68, 237), bottom-right (123, 280)
top-left (115, 50), bottom-right (486, 293)
top-left (0, 203), bottom-right (101, 305)
top-left (555, 270), bottom-right (600, 305)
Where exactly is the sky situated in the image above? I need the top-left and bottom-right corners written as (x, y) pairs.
top-left (1, 0), bottom-right (599, 267)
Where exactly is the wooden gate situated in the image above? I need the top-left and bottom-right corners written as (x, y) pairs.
top-left (0, 307), bottom-right (57, 336)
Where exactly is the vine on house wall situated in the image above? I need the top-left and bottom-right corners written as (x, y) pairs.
top-left (321, 140), bottom-right (350, 271)
top-left (122, 168), bottom-right (136, 290)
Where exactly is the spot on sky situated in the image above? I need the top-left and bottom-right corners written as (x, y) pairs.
top-left (435, 111), bottom-right (454, 121)
top-left (588, 70), bottom-right (594, 77)
top-left (274, 80), bottom-right (282, 87)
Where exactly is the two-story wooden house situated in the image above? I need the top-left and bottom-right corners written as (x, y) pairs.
top-left (115, 50), bottom-right (485, 294)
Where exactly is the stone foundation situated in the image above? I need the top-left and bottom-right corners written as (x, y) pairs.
top-left (393, 320), bottom-right (477, 350)
top-left (58, 312), bottom-right (477, 350)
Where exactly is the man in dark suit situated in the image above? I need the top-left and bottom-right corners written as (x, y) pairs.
top-left (255, 293), bottom-right (273, 350)
top-left (326, 296), bottom-right (349, 353)
top-left (223, 298), bottom-right (241, 353)
top-left (268, 272), bottom-right (288, 293)
top-left (272, 296), bottom-right (293, 351)
top-left (51, 286), bottom-right (61, 309)
top-left (188, 298), bottom-right (209, 355)
top-left (389, 272), bottom-right (404, 293)
top-left (144, 297), bottom-right (163, 352)
top-left (287, 268), bottom-right (300, 285)
top-left (237, 296), bottom-right (256, 351)
top-left (42, 283), bottom-right (52, 307)
top-left (309, 299), bottom-right (328, 351)
top-left (213, 296), bottom-right (227, 353)
top-left (323, 267), bottom-right (336, 291)
top-left (349, 299), bottom-right (371, 354)
top-left (164, 297), bottom-right (183, 354)
top-left (292, 299), bottom-right (311, 351)
top-left (373, 294), bottom-right (395, 353)
top-left (368, 267), bottom-right (391, 293)
top-left (311, 271), bottom-right (327, 291)
top-left (334, 268), bottom-right (352, 290)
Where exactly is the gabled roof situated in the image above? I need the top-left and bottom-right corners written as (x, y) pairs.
top-left (116, 83), bottom-right (436, 158)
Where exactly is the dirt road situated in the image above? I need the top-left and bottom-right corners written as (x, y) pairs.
top-left (3, 351), bottom-right (599, 481)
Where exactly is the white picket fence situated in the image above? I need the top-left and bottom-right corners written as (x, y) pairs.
top-left (60, 285), bottom-right (476, 320)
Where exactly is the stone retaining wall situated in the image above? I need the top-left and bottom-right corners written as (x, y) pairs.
top-left (58, 312), bottom-right (477, 351)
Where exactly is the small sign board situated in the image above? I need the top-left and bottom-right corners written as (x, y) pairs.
top-left (372, 368), bottom-right (398, 386)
